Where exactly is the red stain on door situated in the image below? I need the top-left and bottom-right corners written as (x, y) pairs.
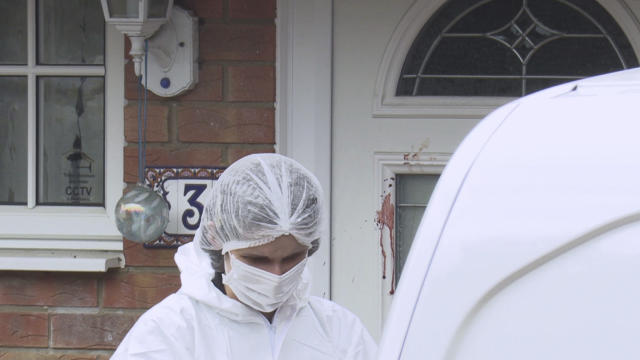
top-left (376, 192), bottom-right (396, 294)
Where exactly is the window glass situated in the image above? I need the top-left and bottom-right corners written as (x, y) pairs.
top-left (107, 0), bottom-right (139, 18)
top-left (395, 174), bottom-right (440, 282)
top-left (0, 77), bottom-right (28, 204)
top-left (0, 0), bottom-right (27, 64)
top-left (398, 0), bottom-right (639, 97)
top-left (148, 0), bottom-right (169, 18)
top-left (37, 77), bottom-right (104, 205)
top-left (38, 0), bottom-right (105, 65)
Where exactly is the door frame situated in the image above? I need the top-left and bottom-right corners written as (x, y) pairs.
top-left (276, 0), bottom-right (333, 298)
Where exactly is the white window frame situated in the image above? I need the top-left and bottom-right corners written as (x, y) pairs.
top-left (371, 0), bottom-right (640, 119)
top-left (374, 152), bottom-right (449, 326)
top-left (0, 1), bottom-right (124, 271)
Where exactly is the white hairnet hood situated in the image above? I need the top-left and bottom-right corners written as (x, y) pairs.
top-left (199, 153), bottom-right (324, 254)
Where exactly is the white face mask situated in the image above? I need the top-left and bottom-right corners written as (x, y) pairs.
top-left (222, 254), bottom-right (307, 313)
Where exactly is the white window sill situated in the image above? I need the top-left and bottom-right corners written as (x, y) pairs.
top-left (0, 206), bottom-right (124, 272)
top-left (0, 249), bottom-right (123, 272)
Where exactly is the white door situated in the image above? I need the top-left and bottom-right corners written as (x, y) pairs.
top-left (330, 0), bottom-right (640, 340)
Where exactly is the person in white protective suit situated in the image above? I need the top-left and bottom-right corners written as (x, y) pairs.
top-left (111, 153), bottom-right (377, 360)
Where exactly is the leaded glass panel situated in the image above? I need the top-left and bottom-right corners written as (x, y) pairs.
top-left (0, 77), bottom-right (28, 204)
top-left (398, 0), bottom-right (639, 97)
top-left (38, 0), bottom-right (105, 65)
top-left (37, 77), bottom-right (104, 205)
top-left (0, 0), bottom-right (27, 64)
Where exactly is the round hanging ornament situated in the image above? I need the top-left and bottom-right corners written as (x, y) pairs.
top-left (115, 184), bottom-right (169, 243)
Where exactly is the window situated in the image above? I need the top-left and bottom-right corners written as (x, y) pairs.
top-left (397, 0), bottom-right (639, 97)
top-left (372, 0), bottom-right (640, 118)
top-left (0, 0), bottom-right (124, 271)
top-left (395, 174), bottom-right (439, 282)
top-left (375, 153), bottom-right (448, 316)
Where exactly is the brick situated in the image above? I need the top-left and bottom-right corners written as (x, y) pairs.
top-left (177, 106), bottom-right (274, 143)
top-left (103, 271), bottom-right (180, 309)
top-left (124, 104), bottom-right (170, 142)
top-left (0, 272), bottom-right (97, 307)
top-left (51, 313), bottom-right (139, 349)
top-left (176, 0), bottom-right (223, 19)
top-left (229, 0), bottom-right (276, 19)
top-left (0, 312), bottom-right (48, 347)
top-left (124, 146), bottom-right (224, 183)
top-left (227, 145), bottom-right (275, 163)
top-left (227, 65), bottom-right (274, 102)
top-left (0, 352), bottom-right (110, 360)
top-left (123, 239), bottom-right (178, 267)
top-left (200, 24), bottom-right (275, 61)
top-left (176, 64), bottom-right (223, 102)
top-left (123, 35), bottom-right (131, 59)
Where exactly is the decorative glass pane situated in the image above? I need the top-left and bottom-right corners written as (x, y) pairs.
top-left (107, 0), bottom-right (139, 18)
top-left (398, 0), bottom-right (639, 97)
top-left (0, 77), bottom-right (28, 204)
top-left (528, 38), bottom-right (622, 76)
top-left (424, 38), bottom-right (522, 75)
top-left (415, 77), bottom-right (522, 97)
top-left (450, 0), bottom-right (521, 33)
top-left (527, 0), bottom-right (599, 34)
top-left (395, 174), bottom-right (440, 282)
top-left (38, 0), bottom-right (105, 65)
top-left (148, 0), bottom-right (170, 18)
top-left (0, 0), bottom-right (27, 64)
top-left (37, 77), bottom-right (104, 206)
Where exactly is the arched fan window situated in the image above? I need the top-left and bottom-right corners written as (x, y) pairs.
top-left (397, 0), bottom-right (639, 97)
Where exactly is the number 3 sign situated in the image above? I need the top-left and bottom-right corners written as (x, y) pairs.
top-left (143, 167), bottom-right (225, 248)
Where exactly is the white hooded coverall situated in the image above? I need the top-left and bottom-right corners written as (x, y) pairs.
top-left (111, 242), bottom-right (377, 359)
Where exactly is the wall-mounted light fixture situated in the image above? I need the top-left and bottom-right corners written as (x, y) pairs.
top-left (101, 0), bottom-right (198, 97)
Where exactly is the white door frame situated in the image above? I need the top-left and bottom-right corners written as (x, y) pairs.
top-left (276, 0), bottom-right (333, 298)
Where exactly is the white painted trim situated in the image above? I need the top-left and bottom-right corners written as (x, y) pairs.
top-left (0, 239), bottom-right (122, 251)
top-left (372, 0), bottom-right (640, 119)
top-left (0, 250), bottom-right (123, 272)
top-left (276, 0), bottom-right (332, 298)
top-left (27, 0), bottom-right (36, 209)
top-left (0, 23), bottom-right (125, 272)
top-left (0, 66), bottom-right (104, 76)
top-left (274, 0), bottom-right (291, 156)
top-left (373, 152), bottom-right (450, 328)
top-left (104, 24), bottom-right (125, 234)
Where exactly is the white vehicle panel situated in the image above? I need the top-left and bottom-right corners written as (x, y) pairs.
top-left (379, 68), bottom-right (640, 359)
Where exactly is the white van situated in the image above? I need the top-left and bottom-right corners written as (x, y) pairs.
top-left (378, 68), bottom-right (640, 360)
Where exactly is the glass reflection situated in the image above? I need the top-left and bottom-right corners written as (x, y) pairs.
top-left (0, 77), bottom-right (28, 204)
top-left (107, 0), bottom-right (139, 18)
top-left (38, 77), bottom-right (104, 205)
top-left (0, 0), bottom-right (27, 64)
top-left (38, 0), bottom-right (105, 65)
top-left (148, 0), bottom-right (170, 18)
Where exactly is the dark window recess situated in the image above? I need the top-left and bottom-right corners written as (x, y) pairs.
top-left (397, 0), bottom-right (639, 97)
top-left (395, 174), bottom-right (440, 283)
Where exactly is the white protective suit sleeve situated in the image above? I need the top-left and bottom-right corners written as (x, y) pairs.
top-left (300, 297), bottom-right (377, 360)
top-left (110, 294), bottom-right (194, 359)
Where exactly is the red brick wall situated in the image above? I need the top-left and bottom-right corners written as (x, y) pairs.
top-left (0, 0), bottom-right (276, 357)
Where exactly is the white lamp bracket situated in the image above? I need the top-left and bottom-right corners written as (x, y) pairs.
top-left (141, 6), bottom-right (199, 97)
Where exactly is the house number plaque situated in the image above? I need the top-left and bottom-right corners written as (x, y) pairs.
top-left (143, 166), bottom-right (225, 248)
